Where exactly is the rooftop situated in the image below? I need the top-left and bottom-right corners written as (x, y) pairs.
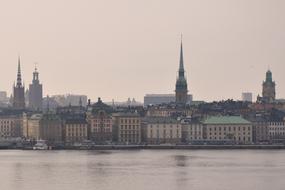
top-left (203, 116), bottom-right (251, 125)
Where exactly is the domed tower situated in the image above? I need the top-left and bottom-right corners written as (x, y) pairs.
top-left (262, 70), bottom-right (276, 103)
top-left (175, 40), bottom-right (188, 105)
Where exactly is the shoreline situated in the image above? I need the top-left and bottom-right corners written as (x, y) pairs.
top-left (1, 144), bottom-right (285, 150)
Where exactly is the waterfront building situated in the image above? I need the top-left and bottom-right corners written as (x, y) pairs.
top-left (145, 117), bottom-right (181, 144)
top-left (87, 98), bottom-right (113, 143)
top-left (13, 57), bottom-right (25, 109)
top-left (175, 40), bottom-right (188, 105)
top-left (23, 113), bottom-right (62, 144)
top-left (28, 66), bottom-right (43, 111)
top-left (63, 116), bottom-right (88, 144)
top-left (23, 113), bottom-right (41, 140)
top-left (112, 112), bottom-right (141, 144)
top-left (39, 113), bottom-right (62, 144)
top-left (242, 92), bottom-right (253, 102)
top-left (203, 116), bottom-right (252, 144)
top-left (268, 122), bottom-right (285, 142)
top-left (0, 110), bottom-right (23, 138)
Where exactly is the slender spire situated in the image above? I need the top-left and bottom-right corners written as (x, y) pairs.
top-left (179, 35), bottom-right (185, 77)
top-left (16, 56), bottom-right (22, 87)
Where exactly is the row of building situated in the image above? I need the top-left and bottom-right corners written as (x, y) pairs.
top-left (1, 96), bottom-right (285, 146)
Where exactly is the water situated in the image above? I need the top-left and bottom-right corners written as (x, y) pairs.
top-left (0, 149), bottom-right (285, 190)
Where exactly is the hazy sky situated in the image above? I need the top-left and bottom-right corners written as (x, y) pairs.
top-left (0, 0), bottom-right (284, 102)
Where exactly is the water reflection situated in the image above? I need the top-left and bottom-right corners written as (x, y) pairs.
top-left (174, 155), bottom-right (188, 167)
top-left (0, 150), bottom-right (285, 190)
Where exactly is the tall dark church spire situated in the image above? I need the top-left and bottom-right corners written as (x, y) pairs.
top-left (13, 57), bottom-right (25, 109)
top-left (16, 56), bottom-right (22, 87)
top-left (175, 36), bottom-right (188, 105)
top-left (179, 38), bottom-right (184, 77)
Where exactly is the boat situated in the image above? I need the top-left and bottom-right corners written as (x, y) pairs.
top-left (33, 140), bottom-right (49, 150)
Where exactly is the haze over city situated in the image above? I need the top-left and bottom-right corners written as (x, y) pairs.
top-left (0, 0), bottom-right (285, 102)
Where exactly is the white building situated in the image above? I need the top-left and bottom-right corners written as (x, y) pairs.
top-left (145, 117), bottom-right (181, 144)
top-left (268, 122), bottom-right (285, 141)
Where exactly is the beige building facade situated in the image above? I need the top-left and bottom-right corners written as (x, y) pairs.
top-left (203, 116), bottom-right (252, 144)
top-left (268, 122), bottom-right (285, 141)
top-left (145, 117), bottom-right (181, 144)
top-left (112, 113), bottom-right (141, 144)
top-left (23, 113), bottom-right (62, 144)
top-left (63, 118), bottom-right (88, 144)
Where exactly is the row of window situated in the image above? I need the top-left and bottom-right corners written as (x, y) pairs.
top-left (209, 136), bottom-right (251, 141)
top-left (149, 125), bottom-right (180, 128)
top-left (66, 128), bottom-right (87, 132)
top-left (120, 131), bottom-right (139, 135)
top-left (66, 124), bottom-right (86, 127)
top-left (0, 120), bottom-right (13, 124)
top-left (92, 128), bottom-right (111, 132)
top-left (269, 128), bottom-right (285, 131)
top-left (209, 132), bottom-right (250, 136)
top-left (209, 126), bottom-right (250, 131)
top-left (66, 133), bottom-right (87, 137)
top-left (269, 123), bottom-right (285, 126)
top-left (269, 132), bottom-right (285, 135)
top-left (92, 124), bottom-right (111, 128)
top-left (120, 125), bottom-right (139, 130)
top-left (0, 126), bottom-right (12, 129)
top-left (120, 119), bottom-right (140, 124)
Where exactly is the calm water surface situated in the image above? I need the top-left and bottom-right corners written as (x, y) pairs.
top-left (0, 149), bottom-right (285, 190)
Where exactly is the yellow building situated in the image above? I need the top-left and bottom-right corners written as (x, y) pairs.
top-left (63, 118), bottom-right (88, 144)
top-left (23, 113), bottom-right (62, 144)
top-left (112, 113), bottom-right (141, 144)
top-left (23, 113), bottom-right (41, 140)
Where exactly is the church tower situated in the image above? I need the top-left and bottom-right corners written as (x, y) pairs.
top-left (262, 70), bottom-right (276, 103)
top-left (28, 64), bottom-right (43, 111)
top-left (175, 39), bottom-right (188, 105)
top-left (13, 57), bottom-right (25, 109)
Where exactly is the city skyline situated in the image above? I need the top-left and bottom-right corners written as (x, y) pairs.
top-left (0, 0), bottom-right (285, 102)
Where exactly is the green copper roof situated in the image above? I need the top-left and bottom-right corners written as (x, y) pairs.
top-left (203, 116), bottom-right (251, 125)
top-left (265, 70), bottom-right (273, 83)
